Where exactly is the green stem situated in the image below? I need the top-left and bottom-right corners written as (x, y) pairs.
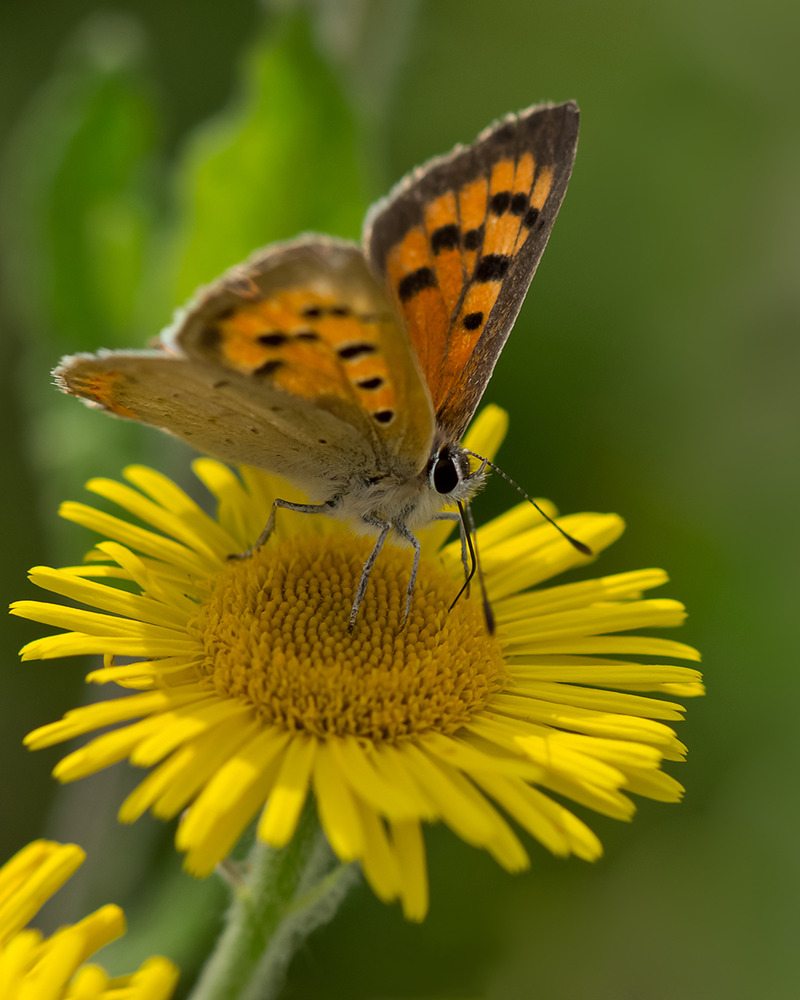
top-left (188, 804), bottom-right (358, 1000)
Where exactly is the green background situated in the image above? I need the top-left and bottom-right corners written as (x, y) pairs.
top-left (1, 1), bottom-right (797, 997)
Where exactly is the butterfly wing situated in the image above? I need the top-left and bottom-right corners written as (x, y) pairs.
top-left (54, 347), bottom-right (380, 499)
top-left (170, 239), bottom-right (435, 467)
top-left (364, 101), bottom-right (579, 441)
top-left (55, 239), bottom-right (436, 499)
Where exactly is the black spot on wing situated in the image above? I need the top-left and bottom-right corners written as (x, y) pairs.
top-left (462, 311), bottom-right (484, 331)
top-left (431, 224), bottom-right (461, 254)
top-left (523, 206), bottom-right (540, 228)
top-left (398, 267), bottom-right (436, 301)
top-left (373, 410), bottom-right (395, 424)
top-left (510, 192), bottom-right (529, 216)
top-left (337, 342), bottom-right (378, 361)
top-left (463, 226), bottom-right (484, 251)
top-left (490, 191), bottom-right (511, 215)
top-left (257, 331), bottom-right (288, 347)
top-left (474, 254), bottom-right (511, 282)
top-left (357, 376), bottom-right (385, 390)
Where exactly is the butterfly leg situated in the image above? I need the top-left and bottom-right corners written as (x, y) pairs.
top-left (230, 497), bottom-right (335, 560)
top-left (349, 516), bottom-right (392, 631)
top-left (433, 511), bottom-right (469, 586)
top-left (390, 520), bottom-right (422, 627)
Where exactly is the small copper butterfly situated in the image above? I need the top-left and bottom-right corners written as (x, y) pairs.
top-left (55, 102), bottom-right (580, 626)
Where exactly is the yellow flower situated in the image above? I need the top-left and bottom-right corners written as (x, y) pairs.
top-left (0, 839), bottom-right (178, 999)
top-left (13, 407), bottom-right (702, 920)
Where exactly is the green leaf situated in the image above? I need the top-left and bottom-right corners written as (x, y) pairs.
top-left (3, 14), bottom-right (160, 351)
top-left (155, 12), bottom-right (366, 323)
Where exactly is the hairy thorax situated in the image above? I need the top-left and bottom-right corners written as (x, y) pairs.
top-left (330, 446), bottom-right (486, 536)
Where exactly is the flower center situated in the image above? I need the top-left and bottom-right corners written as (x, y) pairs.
top-left (189, 533), bottom-right (507, 743)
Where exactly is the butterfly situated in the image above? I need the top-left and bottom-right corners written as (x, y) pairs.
top-left (54, 101), bottom-right (580, 628)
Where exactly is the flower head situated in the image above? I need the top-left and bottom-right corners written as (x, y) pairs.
top-left (0, 839), bottom-right (178, 999)
top-left (13, 407), bottom-right (702, 920)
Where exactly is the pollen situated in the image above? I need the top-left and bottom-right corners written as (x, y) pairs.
top-left (189, 534), bottom-right (507, 743)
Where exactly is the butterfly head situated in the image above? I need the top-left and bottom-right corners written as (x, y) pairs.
top-left (427, 443), bottom-right (486, 505)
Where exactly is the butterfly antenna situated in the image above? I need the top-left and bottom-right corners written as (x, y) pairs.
top-left (465, 451), bottom-right (593, 556)
top-left (463, 500), bottom-right (494, 633)
top-left (449, 501), bottom-right (495, 634)
top-left (448, 504), bottom-right (476, 610)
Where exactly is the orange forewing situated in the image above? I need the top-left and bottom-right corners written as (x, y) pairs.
top-left (365, 102), bottom-right (579, 440)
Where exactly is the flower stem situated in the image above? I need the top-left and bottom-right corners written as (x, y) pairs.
top-left (188, 804), bottom-right (358, 1000)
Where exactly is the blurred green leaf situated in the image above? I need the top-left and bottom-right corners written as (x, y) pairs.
top-left (154, 12), bottom-right (366, 322)
top-left (3, 13), bottom-right (160, 352)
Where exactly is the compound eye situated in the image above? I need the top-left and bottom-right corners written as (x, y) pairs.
top-left (432, 452), bottom-right (460, 495)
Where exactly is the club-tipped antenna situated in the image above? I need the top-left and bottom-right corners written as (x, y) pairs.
top-left (449, 501), bottom-right (495, 634)
top-left (465, 451), bottom-right (593, 556)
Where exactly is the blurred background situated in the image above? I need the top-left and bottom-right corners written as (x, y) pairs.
top-left (1, 1), bottom-right (798, 997)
